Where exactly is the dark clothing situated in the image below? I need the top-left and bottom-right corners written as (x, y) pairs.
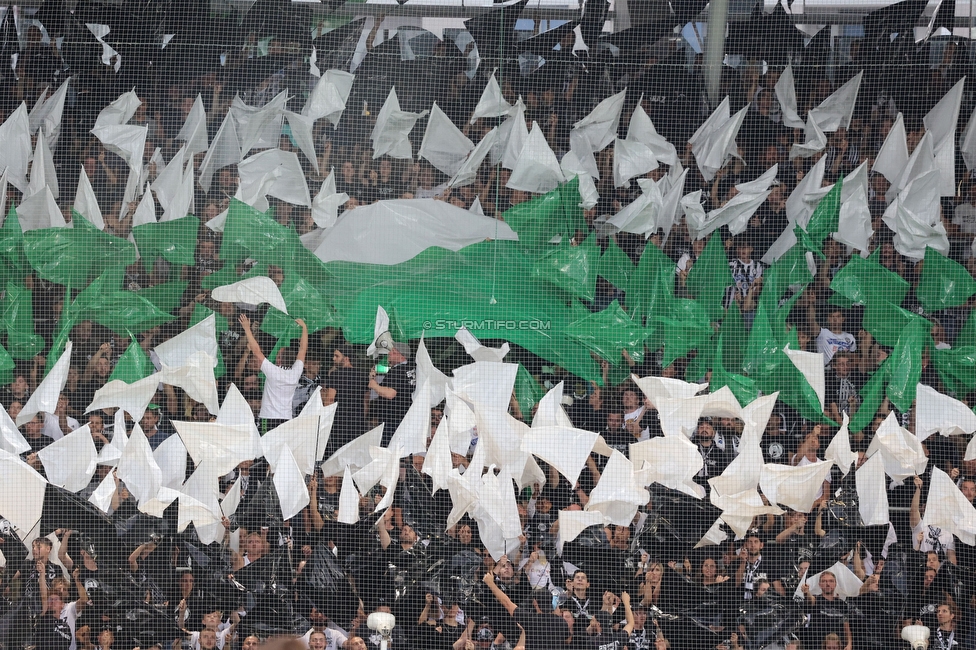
top-left (373, 362), bottom-right (416, 445)
top-left (34, 612), bottom-right (72, 650)
top-left (514, 606), bottom-right (572, 650)
top-left (323, 367), bottom-right (369, 456)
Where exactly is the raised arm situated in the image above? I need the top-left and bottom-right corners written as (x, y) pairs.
top-left (239, 314), bottom-right (266, 365)
top-left (483, 571), bottom-right (518, 616)
top-left (59, 530), bottom-right (75, 572)
top-left (910, 475), bottom-right (923, 531)
top-left (72, 567), bottom-right (89, 614)
top-left (621, 591), bottom-right (635, 636)
top-left (296, 319), bottom-right (309, 364)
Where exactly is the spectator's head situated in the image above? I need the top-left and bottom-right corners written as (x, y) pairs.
top-left (9, 374), bottom-right (29, 398)
top-left (938, 601), bottom-right (959, 629)
top-left (924, 568), bottom-right (938, 588)
top-left (818, 571), bottom-right (836, 597)
top-left (960, 477), bottom-right (976, 503)
top-left (822, 633), bottom-right (841, 650)
top-left (831, 351), bottom-right (852, 377)
top-left (199, 627), bottom-right (218, 650)
top-left (97, 627), bottom-right (115, 648)
top-left (46, 590), bottom-right (66, 615)
top-left (140, 407), bottom-right (160, 432)
top-left (695, 417), bottom-right (716, 445)
top-left (87, 413), bottom-right (104, 435)
top-left (309, 631), bottom-right (328, 650)
top-left (345, 637), bottom-right (367, 650)
top-left (22, 413), bottom-right (43, 438)
top-left (745, 529), bottom-right (763, 558)
top-left (926, 551), bottom-right (941, 571)
top-left (333, 345), bottom-right (354, 369)
top-left (241, 636), bottom-right (261, 650)
top-left (570, 570), bottom-right (589, 593)
top-left (621, 386), bottom-right (641, 412)
top-left (493, 556), bottom-right (515, 580)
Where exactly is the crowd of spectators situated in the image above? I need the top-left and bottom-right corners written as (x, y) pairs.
top-left (0, 10), bottom-right (974, 650)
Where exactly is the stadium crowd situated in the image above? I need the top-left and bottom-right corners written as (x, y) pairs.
top-left (0, 6), bottom-right (974, 650)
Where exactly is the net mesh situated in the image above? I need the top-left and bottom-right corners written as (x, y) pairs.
top-left (0, 1), bottom-right (973, 649)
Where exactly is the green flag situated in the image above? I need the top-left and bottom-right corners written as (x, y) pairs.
top-left (23, 214), bottom-right (137, 286)
top-left (885, 318), bottom-right (929, 412)
top-left (0, 341), bottom-right (14, 384)
top-left (596, 236), bottom-right (635, 290)
top-left (514, 364), bottom-right (546, 420)
top-left (916, 247), bottom-right (976, 312)
top-left (933, 346), bottom-right (976, 398)
top-left (830, 253), bottom-right (910, 307)
top-left (711, 336), bottom-right (759, 405)
top-left (564, 300), bottom-right (649, 365)
top-left (862, 299), bottom-right (930, 348)
top-left (108, 339), bottom-right (154, 384)
top-left (720, 301), bottom-right (748, 373)
top-left (685, 233), bottom-right (733, 322)
top-left (849, 360), bottom-right (889, 433)
top-left (136, 281), bottom-right (189, 314)
top-left (657, 299), bottom-right (714, 368)
top-left (532, 237), bottom-right (598, 301)
top-left (0, 206), bottom-right (29, 286)
top-left (131, 216), bottom-right (200, 272)
top-left (626, 241), bottom-right (675, 324)
top-left (805, 176), bottom-right (842, 245)
top-left (957, 310), bottom-right (976, 349)
top-left (743, 303), bottom-right (782, 376)
top-left (502, 178), bottom-right (584, 248)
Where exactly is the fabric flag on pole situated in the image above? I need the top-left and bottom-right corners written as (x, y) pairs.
top-left (419, 102), bottom-right (474, 177)
top-left (915, 383), bottom-right (976, 439)
top-left (685, 233), bottom-right (733, 322)
top-left (571, 89), bottom-right (626, 153)
top-left (916, 246), bottom-right (976, 312)
top-left (198, 112), bottom-right (242, 193)
top-left (807, 71), bottom-right (862, 132)
top-left (923, 76), bottom-right (965, 197)
top-left (774, 65), bottom-right (806, 129)
top-left (0, 103), bottom-right (33, 193)
top-left (873, 112), bottom-right (909, 184)
top-left (90, 123), bottom-right (147, 173)
top-left (73, 166), bottom-right (104, 230)
top-left (176, 95), bottom-right (209, 155)
top-left (304, 69), bottom-right (355, 126)
top-left (370, 87), bottom-right (428, 160)
top-left (506, 122), bottom-right (566, 194)
top-left (469, 72), bottom-right (513, 124)
top-left (16, 341), bottom-right (72, 426)
top-left (689, 97), bottom-right (748, 182)
top-left (131, 216), bottom-right (199, 272)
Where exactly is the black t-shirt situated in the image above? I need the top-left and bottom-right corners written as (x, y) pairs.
top-left (587, 629), bottom-right (630, 650)
top-left (373, 362), bottom-right (416, 444)
top-left (514, 607), bottom-right (572, 650)
top-left (762, 433), bottom-right (795, 464)
top-left (802, 596), bottom-right (849, 646)
top-left (34, 611), bottom-right (72, 650)
top-left (323, 368), bottom-right (369, 450)
top-left (20, 560), bottom-right (64, 614)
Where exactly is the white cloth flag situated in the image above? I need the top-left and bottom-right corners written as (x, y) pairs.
top-left (585, 450), bottom-right (649, 525)
top-left (158, 351), bottom-right (220, 415)
top-left (759, 460), bottom-right (833, 512)
top-left (923, 467), bottom-right (976, 545)
top-left (93, 90), bottom-right (140, 128)
top-left (198, 112), bottom-right (242, 193)
top-left (762, 156), bottom-right (828, 264)
top-left (495, 100), bottom-right (528, 169)
top-left (784, 346), bottom-right (826, 411)
top-left (834, 162), bottom-right (874, 255)
top-left (74, 166), bottom-right (104, 230)
top-left (116, 424), bottom-right (163, 508)
top-left (336, 466), bottom-right (360, 524)
top-left (470, 73), bottom-right (513, 124)
top-left (873, 112), bottom-right (909, 184)
top-left (37, 424), bottom-right (98, 493)
top-left (212, 277), bottom-right (288, 314)
top-left (774, 65), bottom-right (806, 129)
top-left (455, 327), bottom-right (510, 362)
top-left (0, 103), bottom-right (33, 193)
top-left (18, 186), bottom-right (67, 232)
top-left (632, 375), bottom-right (707, 408)
top-left (312, 199), bottom-right (517, 265)
top-left (856, 452), bottom-right (889, 526)
top-left (176, 95), bottom-right (209, 155)
top-left (155, 313), bottom-right (218, 369)
top-left (321, 426), bottom-right (384, 478)
top-left (630, 436), bottom-right (705, 499)
top-left (450, 127), bottom-right (497, 188)
top-left (91, 124), bottom-right (147, 173)
top-left (17, 342), bottom-right (72, 426)
top-left (237, 148), bottom-right (312, 211)
top-left (154, 434), bottom-right (188, 490)
top-left (882, 169), bottom-right (950, 261)
top-left (607, 177), bottom-right (664, 237)
top-left (283, 111), bottom-right (320, 174)
top-left (0, 448), bottom-right (47, 535)
top-left (303, 69), bottom-right (355, 126)
top-left (798, 562), bottom-right (864, 600)
top-left (808, 71), bottom-right (863, 132)
top-left (370, 88), bottom-right (428, 160)
top-left (0, 401), bottom-right (30, 455)
top-left (866, 412), bottom-right (928, 484)
top-left (689, 97), bottom-right (747, 182)
top-left (262, 415), bottom-right (320, 475)
top-left (419, 102), bottom-right (474, 177)
top-left (571, 90), bottom-right (626, 153)
top-left (86, 374), bottom-right (160, 423)
top-left (923, 76), bottom-right (965, 197)
top-left (311, 169), bottom-right (349, 228)
top-left (273, 446), bottom-right (311, 521)
top-left (29, 130), bottom-right (58, 200)
top-left (506, 122), bottom-right (565, 194)
top-left (557, 510), bottom-right (608, 553)
top-left (522, 425), bottom-right (598, 487)
top-left (625, 99), bottom-right (677, 164)
top-left (235, 90), bottom-right (287, 156)
top-left (915, 383), bottom-right (976, 439)
top-left (824, 414), bottom-right (858, 475)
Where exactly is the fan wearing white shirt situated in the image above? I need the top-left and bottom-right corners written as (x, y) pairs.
top-left (239, 313), bottom-right (308, 430)
top-left (910, 475), bottom-right (957, 565)
top-left (179, 607), bottom-right (240, 650)
top-left (42, 393), bottom-right (81, 440)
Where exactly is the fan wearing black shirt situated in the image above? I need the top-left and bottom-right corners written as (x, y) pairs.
top-left (483, 571), bottom-right (573, 650)
top-left (323, 345), bottom-right (369, 458)
top-left (369, 343), bottom-right (416, 446)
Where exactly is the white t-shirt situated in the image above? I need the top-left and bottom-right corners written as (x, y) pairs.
top-left (60, 601), bottom-right (80, 650)
top-left (913, 521), bottom-right (955, 553)
top-left (816, 328), bottom-right (856, 366)
top-left (188, 627), bottom-right (234, 650)
top-left (43, 413), bottom-right (80, 441)
top-left (301, 626), bottom-right (348, 650)
top-left (259, 358), bottom-right (304, 420)
top-left (953, 203), bottom-right (976, 234)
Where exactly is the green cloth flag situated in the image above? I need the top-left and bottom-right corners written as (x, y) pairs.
top-left (711, 336), bottom-right (759, 405)
top-left (916, 247), bottom-right (976, 312)
top-left (885, 319), bottom-right (928, 412)
top-left (742, 303), bottom-right (782, 376)
top-left (957, 310), bottom-right (976, 349)
top-left (23, 213), bottom-right (137, 286)
top-left (830, 253), bottom-right (909, 307)
top-left (108, 339), bottom-right (154, 384)
top-left (761, 245), bottom-right (813, 310)
top-left (4, 282), bottom-right (45, 359)
top-left (933, 346), bottom-right (976, 399)
top-left (131, 216), bottom-right (200, 272)
top-left (685, 233), bottom-right (732, 322)
top-left (626, 241), bottom-right (675, 324)
top-left (805, 176), bottom-right (842, 245)
top-left (596, 236), bottom-right (635, 290)
top-left (0, 341), bottom-right (13, 384)
top-left (502, 178), bottom-right (584, 248)
top-left (719, 301), bottom-right (748, 374)
top-left (532, 238), bottom-right (598, 301)
top-left (849, 361), bottom-right (888, 433)
top-left (862, 299), bottom-right (930, 348)
top-left (564, 300), bottom-right (649, 365)
top-left (0, 206), bottom-right (29, 286)
top-left (514, 364), bottom-right (546, 420)
top-left (136, 281), bottom-right (189, 314)
top-left (656, 299), bottom-right (714, 368)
